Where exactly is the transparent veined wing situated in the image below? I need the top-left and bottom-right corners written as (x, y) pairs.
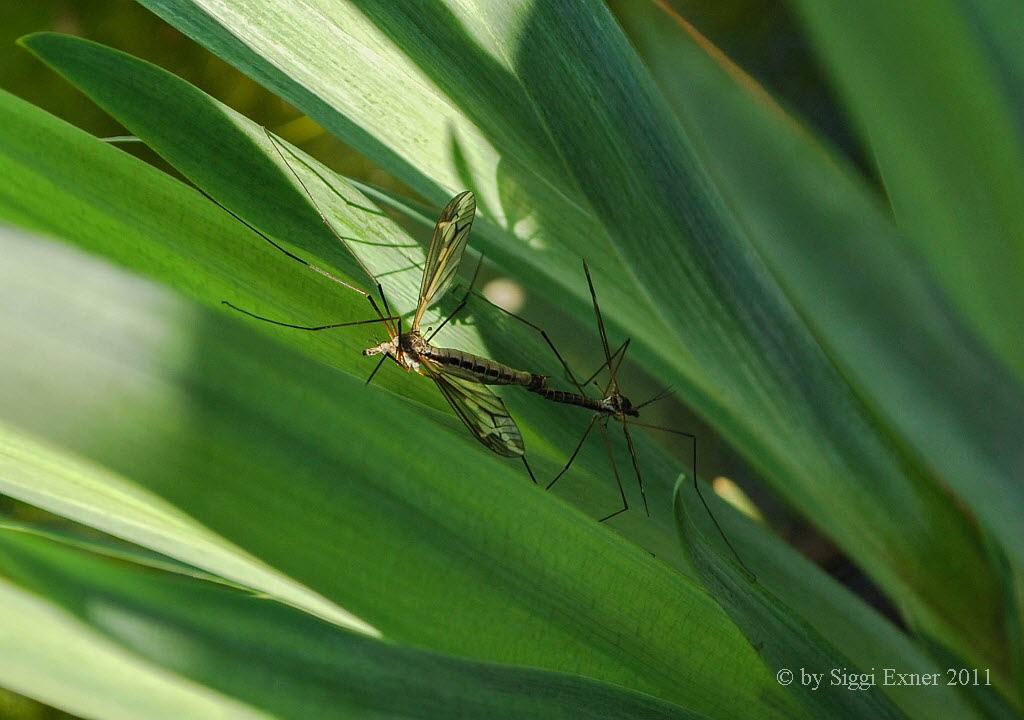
top-left (413, 191), bottom-right (476, 330)
top-left (425, 363), bottom-right (525, 458)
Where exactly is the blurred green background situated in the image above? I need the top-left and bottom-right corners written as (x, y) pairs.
top-left (0, 2), bottom-right (881, 716)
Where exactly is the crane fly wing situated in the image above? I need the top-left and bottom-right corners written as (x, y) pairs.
top-left (413, 191), bottom-right (476, 330)
top-left (426, 364), bottom-right (525, 458)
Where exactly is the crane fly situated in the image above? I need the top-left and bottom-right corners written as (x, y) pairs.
top-left (359, 190), bottom-right (546, 398)
top-left (355, 188), bottom-right (537, 461)
top-left (222, 129), bottom-right (544, 473)
top-left (528, 261), bottom-right (747, 570)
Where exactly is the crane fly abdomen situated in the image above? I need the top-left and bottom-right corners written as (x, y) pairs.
top-left (424, 345), bottom-right (546, 389)
top-left (530, 386), bottom-right (605, 412)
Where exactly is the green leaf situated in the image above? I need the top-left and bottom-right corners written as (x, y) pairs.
top-left (674, 481), bottom-right (904, 720)
top-left (786, 0), bottom-right (1024, 377)
top-left (0, 526), bottom-right (700, 719)
top-left (608, 0), bottom-right (1024, 684)
top-left (0, 541), bottom-right (267, 720)
top-left (12, 32), bottom-right (705, 562)
top-left (60, 0), bottom-right (1013, 687)
top-left (0, 424), bottom-right (372, 633)
top-left (674, 481), bottom-right (983, 720)
top-left (0, 216), bottom-right (793, 717)
top-left (6, 0), bottom-right (1022, 712)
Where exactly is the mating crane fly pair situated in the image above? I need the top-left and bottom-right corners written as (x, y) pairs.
top-left (223, 129), bottom-right (734, 550)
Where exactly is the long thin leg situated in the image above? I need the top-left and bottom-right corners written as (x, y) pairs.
top-left (619, 420), bottom-right (649, 516)
top-left (547, 414), bottom-right (599, 490)
top-left (427, 251), bottom-right (484, 342)
top-left (582, 260), bottom-right (616, 390)
top-left (263, 128), bottom-right (400, 339)
top-left (585, 336), bottom-right (630, 415)
top-left (428, 296), bottom-right (467, 342)
top-left (521, 455), bottom-right (538, 485)
top-left (365, 315), bottom-right (400, 386)
top-left (374, 280), bottom-right (394, 331)
top-left (392, 314), bottom-right (404, 367)
top-left (197, 185), bottom-right (394, 335)
top-left (263, 129), bottom-right (382, 290)
top-left (222, 301), bottom-right (397, 331)
top-left (365, 354), bottom-right (388, 386)
top-left (581, 338), bottom-right (629, 388)
top-left (606, 336), bottom-right (630, 391)
top-left (624, 419), bottom-right (694, 438)
top-left (466, 286), bottom-right (588, 396)
top-left (687, 435), bottom-right (752, 579)
top-left (624, 419), bottom-right (752, 578)
top-left (597, 421), bottom-right (629, 523)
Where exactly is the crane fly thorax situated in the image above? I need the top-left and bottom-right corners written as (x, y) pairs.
top-left (400, 331), bottom-right (432, 357)
top-left (601, 393), bottom-right (639, 418)
top-left (363, 331), bottom-right (433, 373)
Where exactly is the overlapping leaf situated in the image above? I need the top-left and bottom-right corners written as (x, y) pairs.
top-left (1, 0), bottom-right (1021, 714)
top-left (0, 210), bottom-right (789, 716)
top-left (86, 0), bottom-right (1022, 686)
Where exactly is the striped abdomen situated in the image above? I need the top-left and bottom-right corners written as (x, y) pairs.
top-left (530, 386), bottom-right (605, 412)
top-left (425, 346), bottom-right (545, 389)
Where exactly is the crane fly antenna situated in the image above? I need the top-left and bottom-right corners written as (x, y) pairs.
top-left (636, 385), bottom-right (674, 410)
